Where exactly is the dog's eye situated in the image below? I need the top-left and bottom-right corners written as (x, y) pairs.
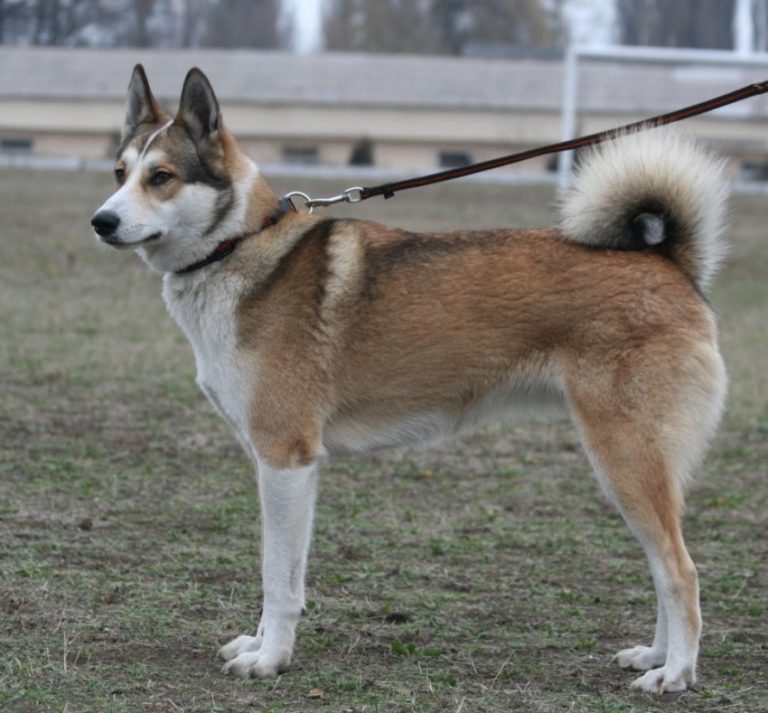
top-left (149, 170), bottom-right (174, 187)
top-left (114, 168), bottom-right (125, 184)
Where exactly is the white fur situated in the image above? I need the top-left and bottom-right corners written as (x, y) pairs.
top-left (93, 131), bottom-right (261, 274)
top-left (559, 128), bottom-right (729, 292)
top-left (219, 460), bottom-right (318, 677)
top-left (121, 146), bottom-right (139, 172)
top-left (588, 450), bottom-right (701, 693)
top-left (160, 180), bottom-right (318, 677)
top-left (325, 410), bottom-right (455, 453)
top-left (141, 121), bottom-right (174, 157)
top-left (140, 164), bottom-right (258, 274)
top-left (324, 379), bottom-right (564, 454)
top-left (163, 270), bottom-right (252, 438)
top-left (94, 122), bottom-right (178, 248)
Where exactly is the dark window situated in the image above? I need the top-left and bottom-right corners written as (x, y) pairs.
top-left (741, 160), bottom-right (768, 182)
top-left (349, 137), bottom-right (374, 166)
top-left (282, 145), bottom-right (319, 165)
top-left (439, 150), bottom-right (472, 169)
top-left (1, 138), bottom-right (33, 155)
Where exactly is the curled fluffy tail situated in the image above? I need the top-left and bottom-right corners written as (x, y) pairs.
top-left (559, 128), bottom-right (729, 293)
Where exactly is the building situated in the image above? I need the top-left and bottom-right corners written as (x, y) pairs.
top-left (0, 46), bottom-right (766, 180)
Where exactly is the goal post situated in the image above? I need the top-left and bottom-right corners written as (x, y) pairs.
top-left (557, 44), bottom-right (768, 192)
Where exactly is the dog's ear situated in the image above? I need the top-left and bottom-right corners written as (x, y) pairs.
top-left (175, 68), bottom-right (221, 145)
top-left (123, 64), bottom-right (168, 140)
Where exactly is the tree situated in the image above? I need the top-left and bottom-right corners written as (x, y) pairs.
top-left (180, 0), bottom-right (213, 48)
top-left (324, 0), bottom-right (442, 55)
top-left (757, 0), bottom-right (768, 50)
top-left (324, 0), bottom-right (557, 56)
top-left (617, 0), bottom-right (736, 49)
top-left (0, 0), bottom-right (28, 43)
top-left (132, 0), bottom-right (152, 47)
top-left (0, 0), bottom-right (283, 49)
top-left (199, 0), bottom-right (280, 49)
top-left (0, 0), bottom-right (145, 47)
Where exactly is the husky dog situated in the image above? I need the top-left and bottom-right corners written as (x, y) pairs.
top-left (92, 65), bottom-right (728, 693)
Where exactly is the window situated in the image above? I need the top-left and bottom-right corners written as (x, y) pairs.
top-left (0, 138), bottom-right (33, 156)
top-left (282, 145), bottom-right (319, 165)
top-left (741, 160), bottom-right (768, 182)
top-left (349, 137), bottom-right (374, 166)
top-left (439, 150), bottom-right (472, 169)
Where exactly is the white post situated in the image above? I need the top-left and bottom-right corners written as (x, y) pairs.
top-left (734, 0), bottom-right (755, 56)
top-left (558, 43), bottom-right (579, 194)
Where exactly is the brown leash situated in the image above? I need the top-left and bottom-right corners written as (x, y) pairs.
top-left (361, 80), bottom-right (768, 200)
top-left (294, 79), bottom-right (768, 210)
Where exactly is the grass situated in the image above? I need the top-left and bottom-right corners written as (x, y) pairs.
top-left (0, 168), bottom-right (766, 712)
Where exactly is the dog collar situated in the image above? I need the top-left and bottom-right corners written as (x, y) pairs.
top-left (174, 197), bottom-right (295, 276)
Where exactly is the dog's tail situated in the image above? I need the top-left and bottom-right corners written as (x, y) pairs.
top-left (559, 128), bottom-right (729, 293)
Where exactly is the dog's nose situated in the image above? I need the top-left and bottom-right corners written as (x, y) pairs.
top-left (91, 210), bottom-right (121, 237)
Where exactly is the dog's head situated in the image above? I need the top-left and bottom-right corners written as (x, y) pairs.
top-left (91, 65), bottom-right (257, 273)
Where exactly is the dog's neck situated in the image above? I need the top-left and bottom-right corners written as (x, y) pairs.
top-left (170, 152), bottom-right (286, 276)
top-left (174, 194), bottom-right (295, 276)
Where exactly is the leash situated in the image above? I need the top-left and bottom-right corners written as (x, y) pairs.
top-left (288, 78), bottom-right (768, 211)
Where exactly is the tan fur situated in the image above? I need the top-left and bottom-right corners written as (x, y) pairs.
top-left (229, 217), bottom-right (720, 470)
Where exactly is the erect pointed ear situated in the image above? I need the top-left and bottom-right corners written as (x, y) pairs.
top-left (123, 64), bottom-right (168, 140)
top-left (175, 68), bottom-right (221, 144)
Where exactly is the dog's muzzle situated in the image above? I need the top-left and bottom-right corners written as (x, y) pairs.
top-left (91, 211), bottom-right (162, 248)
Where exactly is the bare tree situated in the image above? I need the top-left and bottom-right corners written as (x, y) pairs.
top-left (1, 0), bottom-right (126, 46)
top-left (325, 0), bottom-right (442, 55)
top-left (0, 0), bottom-right (283, 49)
top-left (325, 0), bottom-right (556, 55)
top-left (0, 0), bottom-right (30, 43)
top-left (617, 0), bottom-right (737, 49)
top-left (199, 0), bottom-right (280, 49)
top-left (454, 0), bottom-right (554, 48)
top-left (132, 0), bottom-right (151, 46)
top-left (755, 0), bottom-right (768, 50)
top-left (180, 0), bottom-right (211, 47)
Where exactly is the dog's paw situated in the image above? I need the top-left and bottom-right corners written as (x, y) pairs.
top-left (614, 645), bottom-right (666, 671)
top-left (630, 665), bottom-right (694, 693)
top-left (221, 650), bottom-right (288, 678)
top-left (218, 634), bottom-right (262, 662)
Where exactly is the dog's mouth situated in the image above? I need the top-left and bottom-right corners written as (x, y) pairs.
top-left (100, 232), bottom-right (162, 249)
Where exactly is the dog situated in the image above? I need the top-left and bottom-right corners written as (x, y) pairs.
top-left (91, 65), bottom-right (728, 693)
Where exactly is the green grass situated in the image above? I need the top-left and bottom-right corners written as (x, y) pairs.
top-left (0, 168), bottom-right (766, 712)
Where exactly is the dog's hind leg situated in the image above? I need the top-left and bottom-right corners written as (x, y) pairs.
top-left (565, 339), bottom-right (726, 693)
top-left (220, 458), bottom-right (318, 677)
top-left (574, 419), bottom-right (702, 692)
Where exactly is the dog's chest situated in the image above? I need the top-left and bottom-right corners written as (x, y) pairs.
top-left (163, 274), bottom-right (252, 437)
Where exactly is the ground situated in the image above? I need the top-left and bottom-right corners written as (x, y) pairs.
top-left (0, 169), bottom-right (766, 712)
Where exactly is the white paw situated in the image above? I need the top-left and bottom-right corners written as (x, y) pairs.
top-left (630, 665), bottom-right (694, 693)
top-left (221, 650), bottom-right (287, 678)
top-left (614, 645), bottom-right (666, 671)
top-left (218, 634), bottom-right (262, 662)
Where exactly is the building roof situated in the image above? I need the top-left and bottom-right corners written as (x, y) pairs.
top-left (0, 46), bottom-right (766, 118)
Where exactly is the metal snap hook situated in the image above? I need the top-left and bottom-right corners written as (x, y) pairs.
top-left (283, 186), bottom-right (366, 214)
top-left (283, 191), bottom-right (315, 214)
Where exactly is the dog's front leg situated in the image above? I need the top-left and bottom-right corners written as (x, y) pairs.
top-left (220, 458), bottom-right (318, 677)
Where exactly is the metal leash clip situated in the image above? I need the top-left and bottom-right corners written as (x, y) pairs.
top-left (284, 187), bottom-right (364, 214)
